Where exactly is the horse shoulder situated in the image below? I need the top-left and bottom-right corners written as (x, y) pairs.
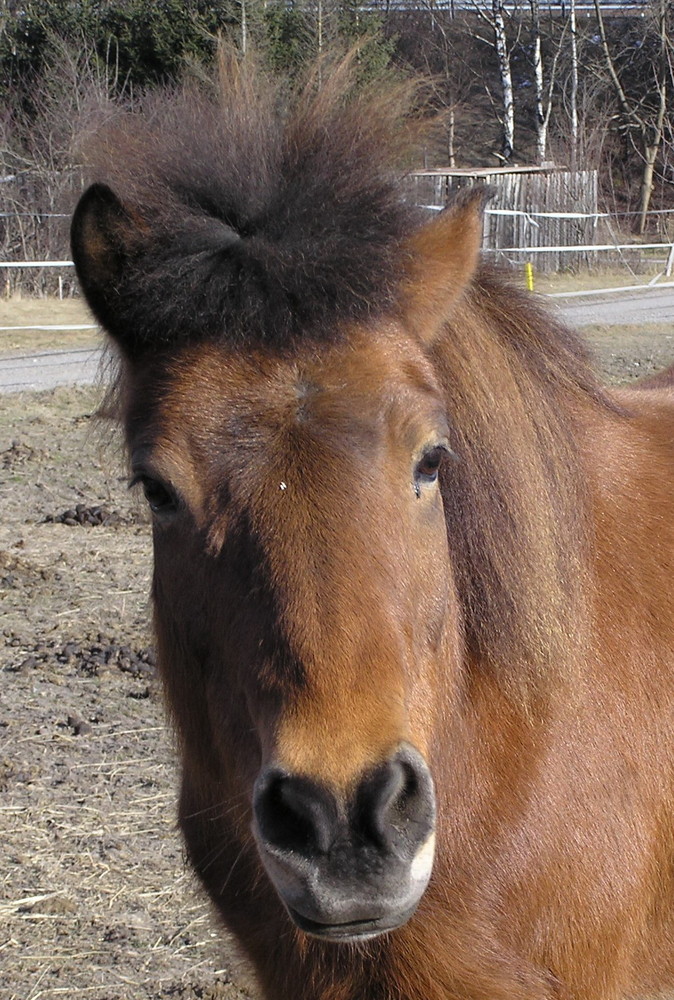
top-left (610, 378), bottom-right (674, 464)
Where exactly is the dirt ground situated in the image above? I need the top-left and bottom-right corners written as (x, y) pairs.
top-left (1, 315), bottom-right (673, 1000)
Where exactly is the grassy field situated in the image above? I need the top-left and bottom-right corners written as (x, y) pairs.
top-left (0, 297), bottom-right (97, 352)
top-left (535, 270), bottom-right (674, 295)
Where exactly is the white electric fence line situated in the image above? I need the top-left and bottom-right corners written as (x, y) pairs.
top-left (548, 281), bottom-right (674, 298)
top-left (488, 209), bottom-right (602, 220)
top-left (421, 204), bottom-right (674, 220)
top-left (426, 204), bottom-right (602, 219)
top-left (1, 239), bottom-right (673, 272)
top-left (4, 206), bottom-right (673, 221)
top-left (486, 242), bottom-right (674, 253)
top-left (0, 260), bottom-right (75, 267)
top-left (0, 324), bottom-right (97, 331)
top-left (0, 212), bottom-right (70, 218)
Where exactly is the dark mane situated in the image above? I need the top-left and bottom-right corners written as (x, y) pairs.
top-left (78, 54), bottom-right (421, 351)
top-left (437, 267), bottom-right (609, 693)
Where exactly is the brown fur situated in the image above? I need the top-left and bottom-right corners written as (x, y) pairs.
top-left (71, 56), bottom-right (674, 1000)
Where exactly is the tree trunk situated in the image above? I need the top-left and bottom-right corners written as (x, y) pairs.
top-left (638, 0), bottom-right (667, 234)
top-left (448, 107), bottom-right (456, 168)
top-left (569, 0), bottom-right (578, 169)
top-left (492, 0), bottom-right (514, 160)
top-left (531, 0), bottom-right (546, 164)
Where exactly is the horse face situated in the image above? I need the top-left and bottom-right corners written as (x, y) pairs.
top-left (126, 325), bottom-right (461, 941)
top-left (72, 172), bottom-right (485, 943)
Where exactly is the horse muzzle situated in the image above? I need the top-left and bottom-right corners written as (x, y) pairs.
top-left (252, 743), bottom-right (436, 942)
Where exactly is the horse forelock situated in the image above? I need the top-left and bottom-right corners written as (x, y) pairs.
top-left (79, 56), bottom-right (420, 353)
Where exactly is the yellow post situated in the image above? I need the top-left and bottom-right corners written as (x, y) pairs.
top-left (525, 261), bottom-right (534, 292)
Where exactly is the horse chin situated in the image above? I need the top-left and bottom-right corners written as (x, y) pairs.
top-left (258, 824), bottom-right (436, 944)
top-left (259, 844), bottom-right (433, 944)
top-left (270, 862), bottom-right (433, 943)
top-left (285, 902), bottom-right (419, 943)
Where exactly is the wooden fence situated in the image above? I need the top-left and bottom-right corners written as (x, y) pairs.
top-left (408, 166), bottom-right (600, 272)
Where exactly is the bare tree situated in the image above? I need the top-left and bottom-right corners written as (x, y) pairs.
top-left (529, 0), bottom-right (567, 164)
top-left (0, 35), bottom-right (123, 294)
top-left (592, 0), bottom-right (672, 232)
top-left (488, 0), bottom-right (515, 161)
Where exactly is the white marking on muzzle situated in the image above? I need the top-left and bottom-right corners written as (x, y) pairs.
top-left (410, 831), bottom-right (436, 884)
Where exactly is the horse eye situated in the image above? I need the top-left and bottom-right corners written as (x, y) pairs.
top-left (130, 474), bottom-right (177, 515)
top-left (415, 447), bottom-right (445, 485)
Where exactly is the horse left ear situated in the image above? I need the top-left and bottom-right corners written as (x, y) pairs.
top-left (71, 183), bottom-right (139, 343)
top-left (402, 186), bottom-right (491, 343)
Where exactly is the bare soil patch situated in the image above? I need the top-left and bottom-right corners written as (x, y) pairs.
top-left (0, 387), bottom-right (253, 1000)
top-left (1, 324), bottom-right (672, 1000)
top-left (584, 323), bottom-right (674, 384)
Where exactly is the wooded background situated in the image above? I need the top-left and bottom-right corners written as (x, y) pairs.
top-left (1, 0), bottom-right (672, 290)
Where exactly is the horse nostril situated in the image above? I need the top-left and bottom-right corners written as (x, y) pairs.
top-left (254, 748), bottom-right (434, 866)
top-left (254, 769), bottom-right (339, 856)
top-left (354, 746), bottom-right (435, 857)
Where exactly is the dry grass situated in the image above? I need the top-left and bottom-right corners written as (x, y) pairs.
top-left (533, 267), bottom-right (670, 295)
top-left (0, 297), bottom-right (97, 352)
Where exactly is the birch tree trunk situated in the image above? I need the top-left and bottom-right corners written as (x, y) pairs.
top-left (569, 0), bottom-right (578, 169)
top-left (531, 0), bottom-right (547, 163)
top-left (448, 107), bottom-right (456, 168)
top-left (492, 0), bottom-right (514, 161)
top-left (530, 0), bottom-right (566, 166)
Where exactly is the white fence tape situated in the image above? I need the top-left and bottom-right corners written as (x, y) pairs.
top-left (0, 212), bottom-right (70, 218)
top-left (0, 260), bottom-right (75, 267)
top-left (485, 242), bottom-right (674, 253)
top-left (0, 324), bottom-right (97, 331)
top-left (421, 204), bottom-right (674, 220)
top-left (547, 280), bottom-right (674, 298)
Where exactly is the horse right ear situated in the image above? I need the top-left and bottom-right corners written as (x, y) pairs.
top-left (402, 187), bottom-right (491, 344)
top-left (71, 183), bottom-right (138, 344)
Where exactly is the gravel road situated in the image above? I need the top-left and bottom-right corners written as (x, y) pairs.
top-left (553, 283), bottom-right (674, 328)
top-left (0, 346), bottom-right (102, 393)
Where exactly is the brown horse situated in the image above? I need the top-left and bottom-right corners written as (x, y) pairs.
top-left (71, 59), bottom-right (674, 1000)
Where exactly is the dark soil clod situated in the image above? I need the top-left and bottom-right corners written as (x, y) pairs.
top-left (43, 505), bottom-right (124, 527)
